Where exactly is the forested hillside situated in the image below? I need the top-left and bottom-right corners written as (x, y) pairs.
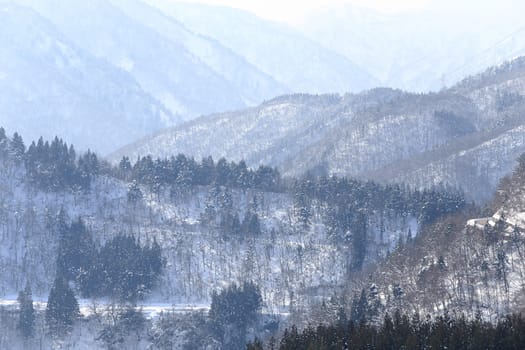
top-left (262, 153), bottom-right (525, 349)
top-left (0, 128), bottom-right (465, 348)
top-left (115, 57), bottom-right (525, 203)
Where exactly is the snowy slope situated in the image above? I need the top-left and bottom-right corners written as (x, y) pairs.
top-left (14, 0), bottom-right (250, 121)
top-left (144, 0), bottom-right (379, 94)
top-left (371, 59), bottom-right (525, 202)
top-left (108, 0), bottom-right (288, 107)
top-left (0, 3), bottom-right (170, 154)
top-left (114, 58), bottom-right (525, 202)
top-left (345, 161), bottom-right (525, 323)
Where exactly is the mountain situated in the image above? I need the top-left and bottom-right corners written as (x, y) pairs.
top-left (108, 0), bottom-right (288, 107)
top-left (0, 3), bottom-right (169, 154)
top-left (374, 58), bottom-right (525, 202)
top-left (144, 0), bottom-right (379, 94)
top-left (296, 3), bottom-right (525, 91)
top-left (4, 0), bottom-right (378, 155)
top-left (14, 0), bottom-right (252, 121)
top-left (112, 57), bottom-right (525, 203)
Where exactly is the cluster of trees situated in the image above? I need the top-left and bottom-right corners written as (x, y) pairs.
top-left (45, 277), bottom-right (80, 335)
top-left (250, 312), bottom-right (525, 350)
top-left (0, 128), bottom-right (24, 163)
top-left (26, 137), bottom-right (100, 191)
top-left (293, 176), bottom-right (466, 228)
top-left (118, 154), bottom-right (282, 194)
top-left (55, 214), bottom-right (163, 301)
top-left (2, 127), bottom-right (465, 232)
top-left (0, 128), bottom-right (100, 191)
top-left (15, 279), bottom-right (78, 339)
top-left (292, 177), bottom-right (465, 269)
top-left (200, 186), bottom-right (262, 238)
top-left (209, 282), bottom-right (262, 349)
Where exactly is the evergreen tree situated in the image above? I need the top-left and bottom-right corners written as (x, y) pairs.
top-left (9, 132), bottom-right (25, 163)
top-left (293, 181), bottom-right (312, 229)
top-left (198, 156), bottom-right (216, 185)
top-left (216, 158), bottom-right (230, 186)
top-left (127, 180), bottom-right (143, 204)
top-left (0, 127), bottom-right (7, 160)
top-left (242, 211), bottom-right (261, 236)
top-left (17, 284), bottom-right (35, 338)
top-left (56, 217), bottom-right (97, 286)
top-left (119, 156), bottom-right (132, 180)
top-left (351, 212), bottom-right (368, 270)
top-left (45, 277), bottom-right (80, 334)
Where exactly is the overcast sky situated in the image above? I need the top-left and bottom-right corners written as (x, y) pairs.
top-left (175, 0), bottom-right (524, 24)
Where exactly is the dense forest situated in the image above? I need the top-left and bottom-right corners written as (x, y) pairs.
top-left (249, 312), bottom-right (525, 350)
top-left (0, 127), bottom-right (483, 349)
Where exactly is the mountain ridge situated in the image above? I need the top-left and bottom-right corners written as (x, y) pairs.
top-left (111, 56), bottom-right (525, 202)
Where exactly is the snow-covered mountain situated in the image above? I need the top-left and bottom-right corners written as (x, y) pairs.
top-left (14, 0), bottom-right (250, 120)
top-left (108, 0), bottom-right (288, 108)
top-left (2, 0), bottom-right (380, 155)
top-left (296, 3), bottom-right (525, 92)
top-left (112, 57), bottom-right (525, 203)
top-left (0, 3), bottom-right (170, 154)
top-left (143, 0), bottom-right (379, 94)
top-left (375, 58), bottom-right (525, 202)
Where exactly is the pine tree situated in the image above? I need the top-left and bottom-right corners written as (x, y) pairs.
top-left (56, 217), bottom-right (97, 285)
top-left (45, 277), bottom-right (80, 334)
top-left (0, 127), bottom-right (7, 160)
top-left (127, 180), bottom-right (143, 204)
top-left (9, 132), bottom-right (25, 163)
top-left (351, 289), bottom-right (368, 323)
top-left (17, 284), bottom-right (35, 338)
top-left (351, 212), bottom-right (368, 270)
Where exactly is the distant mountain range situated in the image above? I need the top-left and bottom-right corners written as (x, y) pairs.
top-left (1, 0), bottom-right (378, 153)
top-left (0, 3), bottom-right (169, 153)
top-left (112, 57), bottom-right (525, 203)
top-left (296, 2), bottom-right (525, 91)
top-left (143, 0), bottom-right (379, 94)
top-left (2, 0), bottom-right (525, 155)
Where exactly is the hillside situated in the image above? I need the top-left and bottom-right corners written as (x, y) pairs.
top-left (108, 0), bottom-right (287, 108)
top-left (113, 58), bottom-right (525, 203)
top-left (0, 128), bottom-right (465, 348)
top-left (317, 154), bottom-right (525, 329)
top-left (143, 0), bottom-right (379, 94)
top-left (14, 0), bottom-right (248, 120)
top-left (0, 3), bottom-right (170, 154)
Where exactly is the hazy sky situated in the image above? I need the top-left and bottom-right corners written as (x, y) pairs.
top-left (176, 0), bottom-right (523, 23)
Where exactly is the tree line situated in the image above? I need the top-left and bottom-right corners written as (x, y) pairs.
top-left (118, 154), bottom-right (282, 194)
top-left (249, 311), bottom-right (525, 350)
